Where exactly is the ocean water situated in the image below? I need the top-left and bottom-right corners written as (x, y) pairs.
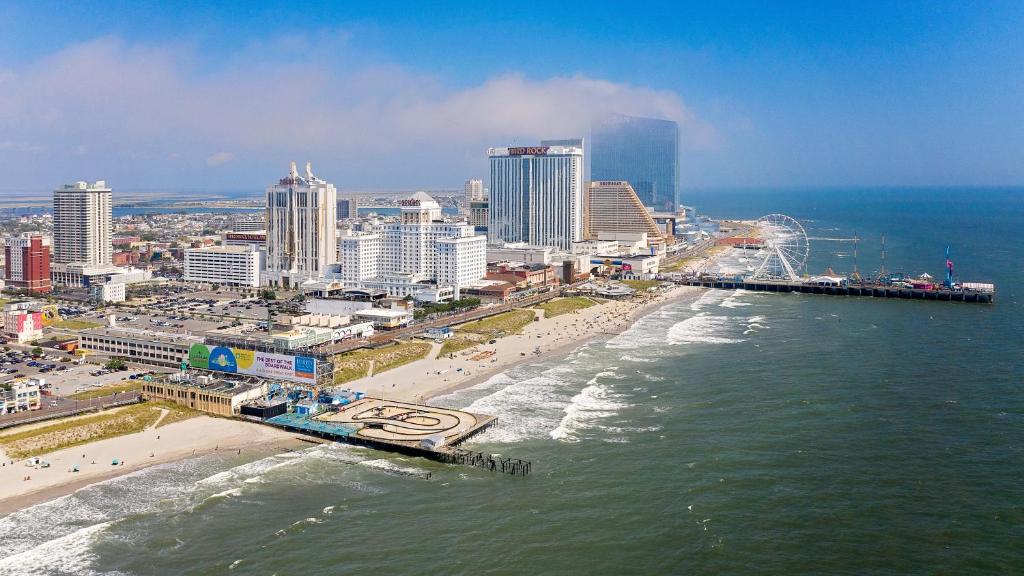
top-left (1, 188), bottom-right (1021, 575)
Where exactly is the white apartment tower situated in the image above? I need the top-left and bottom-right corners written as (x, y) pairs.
top-left (488, 143), bottom-right (583, 250)
top-left (52, 180), bottom-right (112, 266)
top-left (265, 162), bottom-right (338, 288)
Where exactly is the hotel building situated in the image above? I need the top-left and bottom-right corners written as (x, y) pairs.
top-left (591, 114), bottom-right (680, 211)
top-left (3, 233), bottom-right (52, 293)
top-left (337, 231), bottom-right (381, 284)
top-left (184, 244), bottom-right (264, 288)
top-left (488, 143), bottom-right (583, 250)
top-left (265, 162), bottom-right (338, 288)
top-left (336, 192), bottom-right (486, 298)
top-left (584, 181), bottom-right (667, 245)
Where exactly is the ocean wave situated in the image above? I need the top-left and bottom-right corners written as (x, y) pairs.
top-left (689, 289), bottom-right (730, 311)
top-left (550, 376), bottom-right (631, 443)
top-left (0, 457), bottom-right (215, 560)
top-left (620, 354), bottom-right (656, 363)
top-left (667, 313), bottom-right (746, 345)
top-left (0, 521), bottom-right (113, 576)
top-left (600, 425), bottom-right (663, 433)
top-left (358, 459), bottom-right (430, 479)
top-left (207, 487), bottom-right (244, 500)
top-left (462, 374), bottom-right (574, 443)
top-left (719, 292), bottom-right (753, 308)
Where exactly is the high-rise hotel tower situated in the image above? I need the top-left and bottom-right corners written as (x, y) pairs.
top-left (488, 143), bottom-right (583, 250)
top-left (264, 162), bottom-right (338, 288)
top-left (591, 113), bottom-right (680, 211)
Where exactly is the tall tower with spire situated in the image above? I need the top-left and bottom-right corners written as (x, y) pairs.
top-left (264, 162), bottom-right (338, 288)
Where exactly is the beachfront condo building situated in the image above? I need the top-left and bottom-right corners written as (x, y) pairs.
top-left (52, 180), bottom-right (112, 266)
top-left (488, 142), bottom-right (584, 250)
top-left (591, 114), bottom-right (680, 211)
top-left (264, 162), bottom-right (338, 288)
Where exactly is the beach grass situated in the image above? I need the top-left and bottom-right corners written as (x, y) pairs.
top-left (51, 319), bottom-right (104, 330)
top-left (0, 401), bottom-right (197, 460)
top-left (437, 336), bottom-right (483, 358)
top-left (535, 297), bottom-right (598, 318)
top-left (332, 341), bottom-right (433, 384)
top-left (457, 309), bottom-right (536, 335)
top-left (68, 382), bottom-right (142, 400)
top-left (155, 403), bottom-right (204, 428)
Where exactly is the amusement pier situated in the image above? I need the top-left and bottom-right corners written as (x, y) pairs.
top-left (669, 213), bottom-right (996, 304)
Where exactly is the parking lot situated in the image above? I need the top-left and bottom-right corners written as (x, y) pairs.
top-left (1, 348), bottom-right (168, 398)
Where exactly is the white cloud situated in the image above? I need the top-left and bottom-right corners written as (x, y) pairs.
top-left (0, 36), bottom-right (716, 188)
top-left (206, 152), bottom-right (235, 167)
top-left (0, 140), bottom-right (43, 153)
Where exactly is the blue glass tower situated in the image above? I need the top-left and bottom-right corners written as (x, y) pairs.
top-left (590, 114), bottom-right (680, 211)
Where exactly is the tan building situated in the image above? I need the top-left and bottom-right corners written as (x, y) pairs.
top-left (141, 373), bottom-right (265, 417)
top-left (583, 181), bottom-right (667, 245)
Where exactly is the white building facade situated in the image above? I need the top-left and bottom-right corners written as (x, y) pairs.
top-left (437, 235), bottom-right (487, 289)
top-left (488, 144), bottom-right (583, 250)
top-left (335, 193), bottom-right (487, 298)
top-left (337, 232), bottom-right (380, 283)
top-left (264, 162), bottom-right (338, 288)
top-left (184, 245), bottom-right (263, 288)
top-left (52, 180), bottom-right (112, 267)
top-left (92, 282), bottom-right (126, 303)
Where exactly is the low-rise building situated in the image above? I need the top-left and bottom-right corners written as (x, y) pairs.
top-left (78, 327), bottom-right (203, 367)
top-left (3, 303), bottom-right (43, 344)
top-left (486, 243), bottom-right (552, 265)
top-left (51, 263), bottom-right (151, 288)
top-left (485, 262), bottom-right (559, 290)
top-left (352, 308), bottom-right (413, 329)
top-left (1, 380), bottom-right (41, 413)
top-left (92, 282), bottom-right (126, 303)
top-left (587, 254), bottom-right (661, 277)
top-left (460, 280), bottom-right (516, 303)
top-left (184, 245), bottom-right (263, 288)
top-left (142, 372), bottom-right (265, 417)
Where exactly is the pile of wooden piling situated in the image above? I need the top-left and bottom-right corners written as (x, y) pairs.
top-left (442, 448), bottom-right (531, 476)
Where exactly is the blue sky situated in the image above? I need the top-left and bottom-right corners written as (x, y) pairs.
top-left (1, 1), bottom-right (1021, 191)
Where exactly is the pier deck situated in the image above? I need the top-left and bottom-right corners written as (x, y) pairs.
top-left (261, 398), bottom-right (525, 474)
top-left (680, 279), bottom-right (994, 303)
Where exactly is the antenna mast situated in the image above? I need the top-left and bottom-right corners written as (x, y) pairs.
top-left (879, 234), bottom-right (887, 279)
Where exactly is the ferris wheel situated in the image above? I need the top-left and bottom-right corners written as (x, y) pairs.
top-left (750, 214), bottom-right (809, 281)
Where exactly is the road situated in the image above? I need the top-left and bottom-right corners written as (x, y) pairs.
top-left (0, 392), bottom-right (142, 430)
top-left (321, 289), bottom-right (561, 355)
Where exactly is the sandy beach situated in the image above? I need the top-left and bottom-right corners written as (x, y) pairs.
top-left (0, 284), bottom-right (706, 516)
top-left (343, 285), bottom-right (707, 404)
top-left (0, 415), bottom-right (301, 514)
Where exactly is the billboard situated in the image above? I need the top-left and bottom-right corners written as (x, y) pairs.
top-left (188, 344), bottom-right (316, 384)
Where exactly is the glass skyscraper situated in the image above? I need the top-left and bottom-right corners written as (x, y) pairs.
top-left (590, 113), bottom-right (680, 211)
